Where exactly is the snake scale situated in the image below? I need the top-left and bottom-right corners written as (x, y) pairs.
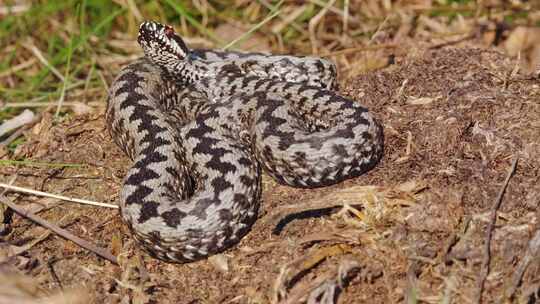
top-left (105, 21), bottom-right (384, 263)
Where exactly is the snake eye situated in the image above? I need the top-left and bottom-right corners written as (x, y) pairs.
top-left (164, 26), bottom-right (175, 38)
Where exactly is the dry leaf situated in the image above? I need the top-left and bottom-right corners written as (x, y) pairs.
top-left (70, 102), bottom-right (93, 116)
top-left (208, 254), bottom-right (230, 273)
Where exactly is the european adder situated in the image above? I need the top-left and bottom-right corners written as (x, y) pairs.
top-left (105, 21), bottom-right (383, 263)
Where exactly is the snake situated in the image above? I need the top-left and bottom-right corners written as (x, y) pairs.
top-left (105, 21), bottom-right (384, 263)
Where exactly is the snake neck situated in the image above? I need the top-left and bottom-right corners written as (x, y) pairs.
top-left (159, 54), bottom-right (228, 99)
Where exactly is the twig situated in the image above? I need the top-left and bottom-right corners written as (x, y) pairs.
top-left (22, 41), bottom-right (65, 82)
top-left (309, 0), bottom-right (345, 17)
top-left (368, 15), bottom-right (390, 44)
top-left (475, 156), bottom-right (518, 304)
top-left (308, 0), bottom-right (336, 54)
top-left (441, 215), bottom-right (471, 264)
top-left (504, 228), bottom-right (540, 301)
top-left (0, 182), bottom-right (118, 209)
top-left (0, 58), bottom-right (37, 78)
top-left (259, 0), bottom-right (307, 35)
top-left (320, 43), bottom-right (397, 57)
top-left (342, 0), bottom-right (349, 36)
top-left (286, 258), bottom-right (362, 304)
top-left (222, 0), bottom-right (284, 50)
top-left (126, 0), bottom-right (143, 22)
top-left (0, 194), bottom-right (118, 264)
top-left (270, 4), bottom-right (306, 34)
top-left (428, 33), bottom-right (476, 50)
top-left (3, 101), bottom-right (102, 109)
top-left (273, 245), bottom-right (350, 303)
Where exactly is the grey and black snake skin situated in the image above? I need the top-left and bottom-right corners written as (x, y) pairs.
top-left (105, 21), bottom-right (384, 263)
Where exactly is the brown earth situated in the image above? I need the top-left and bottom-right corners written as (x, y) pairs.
top-left (1, 46), bottom-right (539, 303)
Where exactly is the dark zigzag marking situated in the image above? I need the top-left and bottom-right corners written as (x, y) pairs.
top-left (241, 75), bottom-right (259, 89)
top-left (314, 60), bottom-right (325, 74)
top-left (233, 193), bottom-right (251, 211)
top-left (311, 89), bottom-right (329, 102)
top-left (239, 174), bottom-right (256, 188)
top-left (137, 121), bottom-right (169, 146)
top-left (116, 65), bottom-right (178, 226)
top-left (257, 100), bottom-right (297, 152)
top-left (116, 71), bottom-right (172, 153)
top-left (255, 78), bottom-right (268, 90)
top-left (217, 209), bottom-right (233, 223)
top-left (188, 197), bottom-right (214, 220)
top-left (203, 147), bottom-right (237, 174)
top-left (237, 156), bottom-right (253, 167)
top-left (161, 208), bottom-right (187, 228)
top-left (115, 71), bottom-right (145, 99)
top-left (137, 196), bottom-right (160, 223)
top-left (126, 140), bottom-right (172, 223)
top-left (281, 81), bottom-right (297, 92)
top-left (295, 84), bottom-right (321, 96)
top-left (128, 136), bottom-right (171, 175)
top-left (210, 177), bottom-right (234, 200)
top-left (125, 142), bottom-right (171, 219)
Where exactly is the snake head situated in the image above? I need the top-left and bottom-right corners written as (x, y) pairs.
top-left (138, 21), bottom-right (190, 65)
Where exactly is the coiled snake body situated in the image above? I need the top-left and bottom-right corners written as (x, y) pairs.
top-left (106, 21), bottom-right (383, 263)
